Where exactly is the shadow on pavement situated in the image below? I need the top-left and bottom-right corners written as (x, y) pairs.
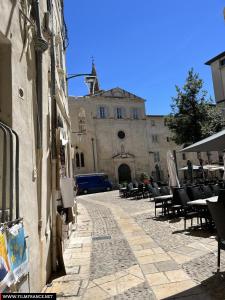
top-left (163, 272), bottom-right (225, 299)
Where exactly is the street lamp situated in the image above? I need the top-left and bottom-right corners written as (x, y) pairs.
top-left (66, 73), bottom-right (97, 94)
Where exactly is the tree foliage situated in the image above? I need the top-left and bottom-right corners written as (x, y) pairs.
top-left (166, 69), bottom-right (225, 145)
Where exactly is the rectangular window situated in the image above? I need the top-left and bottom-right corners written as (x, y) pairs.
top-left (151, 120), bottom-right (155, 126)
top-left (117, 107), bottom-right (123, 119)
top-left (182, 153), bottom-right (186, 160)
top-left (132, 108), bottom-right (139, 119)
top-left (164, 119), bottom-right (168, 126)
top-left (166, 137), bottom-right (170, 142)
top-left (154, 152), bottom-right (160, 162)
top-left (99, 106), bottom-right (106, 118)
top-left (152, 135), bottom-right (158, 143)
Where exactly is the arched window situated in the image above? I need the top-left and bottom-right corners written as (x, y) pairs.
top-left (78, 108), bottom-right (86, 133)
top-left (76, 152), bottom-right (80, 168)
top-left (80, 152), bottom-right (85, 167)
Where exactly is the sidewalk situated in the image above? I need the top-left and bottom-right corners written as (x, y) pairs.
top-left (43, 204), bottom-right (92, 299)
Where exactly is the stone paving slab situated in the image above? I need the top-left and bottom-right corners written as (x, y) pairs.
top-left (81, 195), bottom-right (201, 299)
top-left (44, 280), bottom-right (81, 296)
top-left (45, 191), bottom-right (222, 299)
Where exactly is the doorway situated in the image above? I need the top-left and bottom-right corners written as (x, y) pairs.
top-left (118, 164), bottom-right (131, 183)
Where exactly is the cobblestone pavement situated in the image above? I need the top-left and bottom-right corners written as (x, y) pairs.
top-left (45, 191), bottom-right (225, 299)
top-left (83, 202), bottom-right (139, 279)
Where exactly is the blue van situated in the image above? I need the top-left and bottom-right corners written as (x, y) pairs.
top-left (75, 173), bottom-right (112, 195)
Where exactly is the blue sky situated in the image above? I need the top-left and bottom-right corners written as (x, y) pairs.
top-left (64, 0), bottom-right (225, 115)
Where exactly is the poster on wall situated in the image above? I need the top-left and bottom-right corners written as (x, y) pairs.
top-left (6, 223), bottom-right (28, 281)
top-left (0, 231), bottom-right (14, 291)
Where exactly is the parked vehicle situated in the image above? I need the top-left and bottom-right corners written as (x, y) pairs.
top-left (75, 173), bottom-right (112, 195)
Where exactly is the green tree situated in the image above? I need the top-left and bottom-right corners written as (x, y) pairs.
top-left (166, 69), bottom-right (225, 145)
top-left (200, 105), bottom-right (225, 138)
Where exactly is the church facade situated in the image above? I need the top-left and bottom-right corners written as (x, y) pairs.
top-left (69, 65), bottom-right (219, 185)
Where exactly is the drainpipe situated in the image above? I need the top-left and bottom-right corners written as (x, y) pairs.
top-left (33, 0), bottom-right (48, 149)
top-left (32, 0), bottom-right (48, 234)
top-left (91, 138), bottom-right (96, 172)
top-left (49, 0), bottom-right (57, 272)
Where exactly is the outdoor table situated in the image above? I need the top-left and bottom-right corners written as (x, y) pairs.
top-left (153, 194), bottom-right (173, 215)
top-left (187, 196), bottom-right (218, 206)
top-left (154, 195), bottom-right (173, 200)
top-left (187, 196), bottom-right (218, 230)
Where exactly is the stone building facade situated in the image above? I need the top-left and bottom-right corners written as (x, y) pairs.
top-left (205, 51), bottom-right (225, 110)
top-left (69, 78), bottom-right (218, 185)
top-left (0, 0), bottom-right (73, 292)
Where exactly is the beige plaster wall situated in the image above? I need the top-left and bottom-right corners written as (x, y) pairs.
top-left (0, 0), bottom-right (70, 292)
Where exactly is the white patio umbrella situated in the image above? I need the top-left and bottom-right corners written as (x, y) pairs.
top-left (180, 130), bottom-right (225, 181)
top-left (179, 165), bottom-right (200, 171)
top-left (167, 150), bottom-right (180, 188)
top-left (203, 164), bottom-right (224, 171)
top-left (180, 129), bottom-right (225, 152)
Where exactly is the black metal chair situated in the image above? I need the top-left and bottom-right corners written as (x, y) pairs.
top-left (160, 186), bottom-right (171, 195)
top-left (174, 188), bottom-right (199, 230)
top-left (201, 185), bottom-right (214, 198)
top-left (217, 189), bottom-right (225, 203)
top-left (167, 187), bottom-right (184, 217)
top-left (132, 183), bottom-right (145, 199)
top-left (149, 187), bottom-right (166, 217)
top-left (187, 185), bottom-right (204, 201)
top-left (207, 200), bottom-right (225, 272)
top-left (209, 184), bottom-right (220, 196)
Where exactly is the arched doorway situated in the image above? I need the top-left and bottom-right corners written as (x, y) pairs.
top-left (118, 164), bottom-right (131, 183)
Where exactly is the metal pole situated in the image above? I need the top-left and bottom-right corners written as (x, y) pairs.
top-left (91, 138), bottom-right (96, 172)
top-left (66, 73), bottom-right (92, 81)
top-left (173, 150), bottom-right (178, 175)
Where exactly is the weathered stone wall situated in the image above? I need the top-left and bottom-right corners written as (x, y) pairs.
top-left (0, 0), bottom-right (70, 292)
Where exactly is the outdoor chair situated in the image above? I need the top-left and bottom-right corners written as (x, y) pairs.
top-left (210, 184), bottom-right (220, 196)
top-left (149, 187), bottom-right (166, 216)
top-left (160, 186), bottom-right (171, 195)
top-left (173, 188), bottom-right (200, 230)
top-left (217, 189), bottom-right (225, 203)
top-left (186, 185), bottom-right (204, 201)
top-left (201, 185), bottom-right (214, 198)
top-left (144, 184), bottom-right (153, 198)
top-left (132, 183), bottom-right (145, 199)
top-left (152, 182), bottom-right (159, 189)
top-left (207, 200), bottom-right (225, 272)
top-left (167, 187), bottom-right (184, 217)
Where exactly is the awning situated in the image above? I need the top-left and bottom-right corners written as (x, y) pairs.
top-left (180, 129), bottom-right (225, 152)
